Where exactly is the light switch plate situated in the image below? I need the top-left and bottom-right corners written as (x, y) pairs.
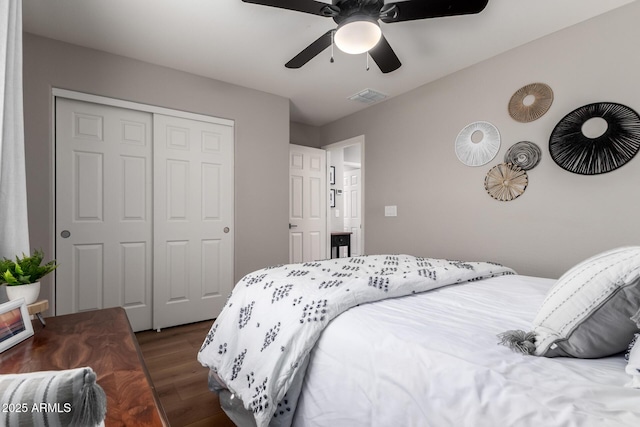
top-left (384, 205), bottom-right (397, 217)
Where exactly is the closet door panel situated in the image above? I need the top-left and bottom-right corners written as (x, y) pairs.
top-left (56, 98), bottom-right (153, 331)
top-left (153, 114), bottom-right (234, 330)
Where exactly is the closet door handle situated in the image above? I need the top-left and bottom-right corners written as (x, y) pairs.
top-left (61, 230), bottom-right (71, 238)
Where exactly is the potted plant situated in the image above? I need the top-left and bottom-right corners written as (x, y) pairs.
top-left (0, 249), bottom-right (57, 305)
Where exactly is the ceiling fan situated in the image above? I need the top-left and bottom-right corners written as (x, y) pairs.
top-left (241, 0), bottom-right (490, 73)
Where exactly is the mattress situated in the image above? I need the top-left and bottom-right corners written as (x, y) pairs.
top-left (289, 275), bottom-right (640, 427)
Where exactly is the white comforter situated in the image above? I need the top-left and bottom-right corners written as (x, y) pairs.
top-left (293, 275), bottom-right (640, 427)
top-left (197, 255), bottom-right (515, 427)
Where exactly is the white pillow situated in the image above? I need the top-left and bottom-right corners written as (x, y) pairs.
top-left (0, 367), bottom-right (106, 426)
top-left (626, 333), bottom-right (640, 388)
top-left (530, 246), bottom-right (640, 358)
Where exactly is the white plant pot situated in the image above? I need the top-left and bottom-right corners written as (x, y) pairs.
top-left (5, 281), bottom-right (41, 305)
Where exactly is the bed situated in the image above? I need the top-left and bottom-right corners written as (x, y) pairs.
top-left (198, 251), bottom-right (640, 427)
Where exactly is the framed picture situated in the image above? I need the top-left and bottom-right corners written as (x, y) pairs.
top-left (329, 189), bottom-right (336, 208)
top-left (329, 166), bottom-right (336, 185)
top-left (0, 298), bottom-right (34, 353)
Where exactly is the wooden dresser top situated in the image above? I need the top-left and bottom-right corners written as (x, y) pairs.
top-left (0, 307), bottom-right (168, 426)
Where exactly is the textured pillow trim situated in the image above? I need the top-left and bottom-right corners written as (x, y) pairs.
top-left (537, 248), bottom-right (630, 309)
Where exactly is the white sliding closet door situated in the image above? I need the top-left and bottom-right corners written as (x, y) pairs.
top-left (56, 98), bottom-right (153, 331)
top-left (55, 96), bottom-right (234, 332)
top-left (153, 114), bottom-right (234, 330)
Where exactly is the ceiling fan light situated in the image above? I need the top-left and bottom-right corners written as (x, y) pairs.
top-left (334, 19), bottom-right (382, 55)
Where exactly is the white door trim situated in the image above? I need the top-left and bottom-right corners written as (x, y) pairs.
top-left (52, 88), bottom-right (235, 127)
top-left (323, 135), bottom-right (365, 256)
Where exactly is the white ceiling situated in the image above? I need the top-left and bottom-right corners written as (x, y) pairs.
top-left (22, 0), bottom-right (635, 126)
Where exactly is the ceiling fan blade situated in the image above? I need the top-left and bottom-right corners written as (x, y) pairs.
top-left (381, 0), bottom-right (489, 23)
top-left (285, 30), bottom-right (334, 69)
top-left (368, 34), bottom-right (401, 73)
top-left (241, 0), bottom-right (335, 17)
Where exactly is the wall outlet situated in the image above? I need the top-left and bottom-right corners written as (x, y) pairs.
top-left (384, 205), bottom-right (397, 217)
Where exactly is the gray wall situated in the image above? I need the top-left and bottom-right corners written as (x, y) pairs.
top-left (319, 2), bottom-right (640, 279)
top-left (290, 121), bottom-right (321, 148)
top-left (23, 33), bottom-right (290, 311)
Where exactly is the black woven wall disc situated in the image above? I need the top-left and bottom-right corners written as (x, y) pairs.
top-left (549, 102), bottom-right (640, 175)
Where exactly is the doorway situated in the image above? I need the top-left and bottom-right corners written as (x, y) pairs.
top-left (324, 136), bottom-right (364, 257)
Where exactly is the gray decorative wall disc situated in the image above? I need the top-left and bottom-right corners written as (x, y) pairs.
top-left (455, 121), bottom-right (501, 167)
top-left (549, 102), bottom-right (640, 175)
top-left (484, 163), bottom-right (528, 201)
top-left (504, 141), bottom-right (542, 170)
top-left (508, 83), bottom-right (554, 123)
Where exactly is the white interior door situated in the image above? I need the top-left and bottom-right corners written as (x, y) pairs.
top-left (55, 98), bottom-right (153, 331)
top-left (289, 144), bottom-right (327, 263)
top-left (343, 169), bottom-right (362, 256)
top-left (153, 114), bottom-right (234, 330)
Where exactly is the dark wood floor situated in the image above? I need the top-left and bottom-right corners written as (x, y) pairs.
top-left (136, 321), bottom-right (235, 427)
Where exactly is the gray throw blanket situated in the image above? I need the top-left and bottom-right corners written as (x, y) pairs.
top-left (198, 254), bottom-right (515, 427)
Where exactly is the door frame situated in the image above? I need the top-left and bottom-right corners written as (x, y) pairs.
top-left (322, 135), bottom-right (365, 257)
top-left (51, 88), bottom-right (235, 316)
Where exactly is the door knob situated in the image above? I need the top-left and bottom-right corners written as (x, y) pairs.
top-left (289, 223), bottom-right (297, 229)
top-left (60, 230), bottom-right (71, 238)
top-left (223, 227), bottom-right (230, 233)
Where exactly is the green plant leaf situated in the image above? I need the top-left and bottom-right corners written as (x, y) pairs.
top-left (3, 271), bottom-right (18, 285)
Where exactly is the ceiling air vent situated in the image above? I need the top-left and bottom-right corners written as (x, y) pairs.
top-left (348, 88), bottom-right (387, 104)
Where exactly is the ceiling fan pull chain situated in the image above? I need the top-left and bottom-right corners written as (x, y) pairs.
top-left (330, 30), bottom-right (335, 63)
top-left (366, 53), bottom-right (370, 71)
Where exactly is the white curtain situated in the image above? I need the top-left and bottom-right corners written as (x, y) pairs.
top-left (0, 0), bottom-right (29, 260)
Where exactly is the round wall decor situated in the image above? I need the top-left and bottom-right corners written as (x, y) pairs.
top-left (504, 141), bottom-right (541, 170)
top-left (508, 83), bottom-right (554, 123)
top-left (549, 102), bottom-right (640, 175)
top-left (484, 163), bottom-right (528, 201)
top-left (455, 121), bottom-right (500, 167)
